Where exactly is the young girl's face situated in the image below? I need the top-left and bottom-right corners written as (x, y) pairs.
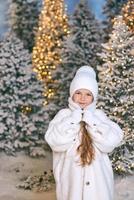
top-left (72, 89), bottom-right (93, 109)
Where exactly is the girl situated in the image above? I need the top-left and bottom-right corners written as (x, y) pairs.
top-left (45, 66), bottom-right (123, 200)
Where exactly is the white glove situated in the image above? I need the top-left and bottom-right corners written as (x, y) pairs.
top-left (71, 109), bottom-right (83, 124)
top-left (82, 110), bottom-right (101, 127)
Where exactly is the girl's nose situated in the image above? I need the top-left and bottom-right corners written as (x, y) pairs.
top-left (81, 95), bottom-right (85, 101)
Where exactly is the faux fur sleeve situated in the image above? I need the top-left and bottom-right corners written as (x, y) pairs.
top-left (87, 109), bottom-right (124, 153)
top-left (45, 109), bottom-right (80, 152)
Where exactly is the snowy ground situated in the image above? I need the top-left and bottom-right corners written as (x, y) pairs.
top-left (0, 151), bottom-right (133, 200)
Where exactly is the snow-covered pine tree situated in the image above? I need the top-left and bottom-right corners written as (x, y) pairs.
top-left (8, 0), bottom-right (41, 51)
top-left (64, 0), bottom-right (103, 69)
top-left (0, 33), bottom-right (47, 156)
top-left (97, 16), bottom-right (134, 174)
top-left (102, 0), bottom-right (127, 41)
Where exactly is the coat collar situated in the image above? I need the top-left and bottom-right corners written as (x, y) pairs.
top-left (68, 97), bottom-right (96, 113)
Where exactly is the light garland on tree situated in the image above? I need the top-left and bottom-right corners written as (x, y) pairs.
top-left (122, 0), bottom-right (134, 33)
top-left (32, 0), bottom-right (69, 104)
top-left (21, 105), bottom-right (32, 115)
top-left (98, 15), bottom-right (134, 174)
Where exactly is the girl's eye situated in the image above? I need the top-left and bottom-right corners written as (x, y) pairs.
top-left (75, 92), bottom-right (81, 95)
top-left (87, 93), bottom-right (92, 96)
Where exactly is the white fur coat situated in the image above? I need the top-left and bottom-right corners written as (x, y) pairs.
top-left (45, 98), bottom-right (123, 200)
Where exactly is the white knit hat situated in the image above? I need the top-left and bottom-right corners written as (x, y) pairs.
top-left (69, 66), bottom-right (98, 100)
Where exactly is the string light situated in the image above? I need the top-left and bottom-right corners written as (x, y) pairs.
top-left (21, 105), bottom-right (32, 114)
top-left (122, 0), bottom-right (134, 33)
top-left (32, 0), bottom-right (69, 104)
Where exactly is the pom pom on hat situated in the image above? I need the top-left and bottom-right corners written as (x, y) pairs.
top-left (69, 66), bottom-right (98, 100)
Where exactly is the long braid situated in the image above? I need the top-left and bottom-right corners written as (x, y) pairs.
top-left (77, 121), bottom-right (95, 166)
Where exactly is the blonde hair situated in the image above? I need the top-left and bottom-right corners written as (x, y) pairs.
top-left (77, 121), bottom-right (95, 166)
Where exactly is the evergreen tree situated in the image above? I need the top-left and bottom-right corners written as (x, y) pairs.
top-left (0, 33), bottom-right (47, 156)
top-left (97, 16), bottom-right (134, 174)
top-left (8, 0), bottom-right (41, 51)
top-left (32, 0), bottom-right (69, 105)
top-left (102, 0), bottom-right (127, 40)
top-left (64, 0), bottom-right (103, 69)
